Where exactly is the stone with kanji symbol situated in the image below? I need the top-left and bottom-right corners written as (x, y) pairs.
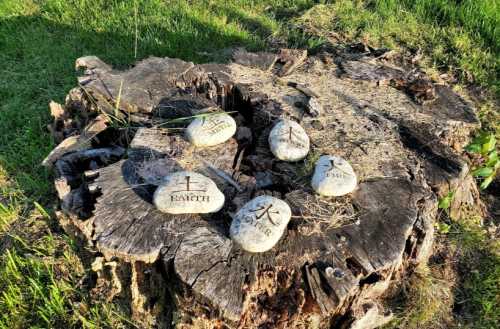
top-left (185, 112), bottom-right (237, 147)
top-left (311, 155), bottom-right (357, 196)
top-left (268, 119), bottom-right (310, 161)
top-left (230, 195), bottom-right (292, 253)
top-left (153, 171), bottom-right (225, 214)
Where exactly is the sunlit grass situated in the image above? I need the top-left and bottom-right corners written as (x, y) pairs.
top-left (293, 0), bottom-right (499, 97)
top-left (0, 0), bottom-right (498, 327)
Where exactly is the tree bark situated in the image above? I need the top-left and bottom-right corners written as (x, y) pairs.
top-left (47, 49), bottom-right (480, 328)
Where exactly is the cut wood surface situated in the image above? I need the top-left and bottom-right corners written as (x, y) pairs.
top-left (48, 49), bottom-right (480, 328)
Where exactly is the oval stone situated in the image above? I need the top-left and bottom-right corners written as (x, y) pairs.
top-left (185, 113), bottom-right (237, 147)
top-left (153, 171), bottom-right (225, 214)
top-left (311, 155), bottom-right (357, 196)
top-left (230, 195), bottom-right (291, 253)
top-left (268, 119), bottom-right (310, 161)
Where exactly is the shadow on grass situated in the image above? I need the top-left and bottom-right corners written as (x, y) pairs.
top-left (0, 9), bottom-right (273, 328)
top-left (0, 11), bottom-right (269, 203)
top-left (450, 222), bottom-right (500, 328)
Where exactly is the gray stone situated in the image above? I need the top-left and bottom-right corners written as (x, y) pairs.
top-left (311, 155), bottom-right (357, 196)
top-left (305, 97), bottom-right (323, 117)
top-left (268, 119), bottom-right (310, 161)
top-left (153, 171), bottom-right (225, 214)
top-left (230, 195), bottom-right (291, 253)
top-left (185, 113), bottom-right (236, 147)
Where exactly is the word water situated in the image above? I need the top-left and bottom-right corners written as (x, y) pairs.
top-left (311, 155), bottom-right (357, 196)
top-left (185, 112), bottom-right (237, 147)
top-left (268, 119), bottom-right (310, 161)
top-left (153, 171), bottom-right (225, 214)
top-left (230, 195), bottom-right (291, 253)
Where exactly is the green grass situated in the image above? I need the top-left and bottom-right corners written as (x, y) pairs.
top-left (0, 0), bottom-right (498, 328)
top-left (0, 208), bottom-right (134, 328)
top-left (0, 0), bottom-right (285, 327)
top-left (383, 264), bottom-right (454, 329)
top-left (450, 216), bottom-right (500, 329)
top-left (293, 0), bottom-right (500, 98)
top-left (384, 214), bottom-right (500, 329)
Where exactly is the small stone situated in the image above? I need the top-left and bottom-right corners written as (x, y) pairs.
top-left (185, 113), bottom-right (237, 147)
top-left (230, 195), bottom-right (291, 253)
top-left (311, 155), bottom-right (357, 196)
top-left (153, 171), bottom-right (225, 214)
top-left (325, 267), bottom-right (345, 279)
top-left (268, 119), bottom-right (310, 162)
top-left (333, 268), bottom-right (345, 278)
top-left (305, 97), bottom-right (322, 117)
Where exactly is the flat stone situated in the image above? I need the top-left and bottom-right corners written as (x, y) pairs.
top-left (268, 119), bottom-right (310, 161)
top-left (311, 155), bottom-right (357, 196)
top-left (230, 195), bottom-right (291, 253)
top-left (153, 171), bottom-right (225, 214)
top-left (185, 112), bottom-right (236, 147)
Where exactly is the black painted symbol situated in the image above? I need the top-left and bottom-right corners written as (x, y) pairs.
top-left (250, 204), bottom-right (280, 226)
top-left (278, 126), bottom-right (304, 143)
top-left (323, 159), bottom-right (337, 173)
top-left (323, 159), bottom-right (353, 177)
top-left (171, 175), bottom-right (207, 193)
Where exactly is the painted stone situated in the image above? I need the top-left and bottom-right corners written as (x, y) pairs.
top-left (185, 112), bottom-right (237, 147)
top-left (268, 119), bottom-right (310, 161)
top-left (311, 155), bottom-right (357, 196)
top-left (153, 171), bottom-right (225, 214)
top-left (230, 195), bottom-right (291, 253)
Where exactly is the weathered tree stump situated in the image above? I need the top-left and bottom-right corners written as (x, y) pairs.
top-left (46, 49), bottom-right (480, 328)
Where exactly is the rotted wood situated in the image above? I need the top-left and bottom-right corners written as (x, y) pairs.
top-left (47, 48), bottom-right (480, 328)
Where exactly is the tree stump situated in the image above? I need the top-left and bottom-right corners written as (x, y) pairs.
top-left (46, 49), bottom-right (480, 328)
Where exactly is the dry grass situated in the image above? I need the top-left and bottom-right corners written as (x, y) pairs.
top-left (383, 264), bottom-right (455, 329)
top-left (286, 190), bottom-right (358, 235)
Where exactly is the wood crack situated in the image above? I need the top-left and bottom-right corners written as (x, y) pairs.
top-left (49, 53), bottom-right (479, 328)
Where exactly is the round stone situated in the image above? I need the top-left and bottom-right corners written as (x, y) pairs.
top-left (185, 113), bottom-right (237, 147)
top-left (311, 155), bottom-right (357, 196)
top-left (230, 195), bottom-right (292, 253)
top-left (268, 119), bottom-right (310, 161)
top-left (153, 171), bottom-right (225, 214)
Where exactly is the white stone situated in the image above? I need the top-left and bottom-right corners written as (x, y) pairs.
top-left (311, 155), bottom-right (357, 196)
top-left (230, 195), bottom-right (291, 253)
top-left (268, 119), bottom-right (310, 161)
top-left (185, 113), bottom-right (237, 147)
top-left (153, 171), bottom-right (225, 214)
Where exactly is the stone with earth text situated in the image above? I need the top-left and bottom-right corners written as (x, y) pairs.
top-left (153, 171), bottom-right (225, 214)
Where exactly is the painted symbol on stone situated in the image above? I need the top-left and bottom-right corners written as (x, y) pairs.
top-left (229, 195), bottom-right (292, 253)
top-left (154, 171), bottom-right (224, 213)
top-left (277, 126), bottom-right (306, 145)
top-left (250, 204), bottom-right (281, 226)
top-left (201, 116), bottom-right (231, 135)
top-left (324, 159), bottom-right (354, 178)
top-left (171, 175), bottom-right (207, 194)
top-left (268, 119), bottom-right (310, 161)
top-left (311, 155), bottom-right (358, 196)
